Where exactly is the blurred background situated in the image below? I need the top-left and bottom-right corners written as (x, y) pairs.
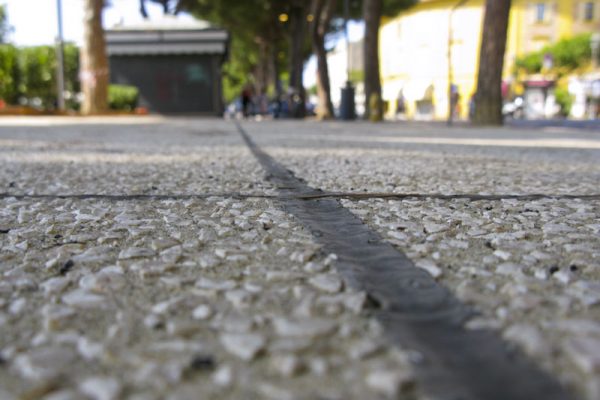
top-left (0, 0), bottom-right (598, 123)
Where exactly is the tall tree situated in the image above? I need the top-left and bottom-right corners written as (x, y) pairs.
top-left (81, 0), bottom-right (109, 114)
top-left (473, 0), bottom-right (512, 125)
top-left (362, 0), bottom-right (415, 121)
top-left (311, 0), bottom-right (336, 119)
top-left (363, 0), bottom-right (383, 121)
top-left (288, 0), bottom-right (308, 118)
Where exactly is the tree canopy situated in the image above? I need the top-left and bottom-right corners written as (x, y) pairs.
top-left (514, 34), bottom-right (593, 77)
top-left (179, 0), bottom-right (295, 100)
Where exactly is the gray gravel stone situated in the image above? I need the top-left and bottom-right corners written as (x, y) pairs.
top-left (273, 317), bottom-right (337, 338)
top-left (5, 117), bottom-right (598, 399)
top-left (79, 377), bottom-right (122, 400)
top-left (220, 333), bottom-right (266, 361)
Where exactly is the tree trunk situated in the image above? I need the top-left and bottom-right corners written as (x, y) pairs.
top-left (473, 0), bottom-right (512, 125)
top-left (288, 0), bottom-right (307, 118)
top-left (81, 0), bottom-right (108, 115)
top-left (254, 39), bottom-right (269, 95)
top-left (311, 0), bottom-right (336, 119)
top-left (363, 0), bottom-right (383, 121)
top-left (270, 41), bottom-right (281, 98)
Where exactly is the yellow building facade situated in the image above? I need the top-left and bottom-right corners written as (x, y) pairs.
top-left (380, 0), bottom-right (600, 120)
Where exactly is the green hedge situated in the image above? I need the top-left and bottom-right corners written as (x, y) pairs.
top-left (555, 86), bottom-right (574, 117)
top-left (0, 45), bottom-right (19, 103)
top-left (108, 84), bottom-right (139, 111)
top-left (0, 44), bottom-right (79, 110)
top-left (18, 46), bottom-right (59, 107)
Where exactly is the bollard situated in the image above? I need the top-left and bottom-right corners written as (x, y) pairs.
top-left (369, 93), bottom-right (382, 122)
top-left (340, 82), bottom-right (356, 120)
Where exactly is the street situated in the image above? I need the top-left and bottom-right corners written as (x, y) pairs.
top-left (1, 117), bottom-right (599, 400)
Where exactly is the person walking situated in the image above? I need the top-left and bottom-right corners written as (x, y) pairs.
top-left (241, 86), bottom-right (252, 118)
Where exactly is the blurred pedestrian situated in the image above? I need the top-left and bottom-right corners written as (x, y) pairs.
top-left (451, 85), bottom-right (461, 119)
top-left (241, 86), bottom-right (252, 118)
top-left (469, 92), bottom-right (476, 121)
top-left (396, 89), bottom-right (406, 120)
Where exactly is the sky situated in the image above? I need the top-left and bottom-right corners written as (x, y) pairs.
top-left (1, 0), bottom-right (171, 46)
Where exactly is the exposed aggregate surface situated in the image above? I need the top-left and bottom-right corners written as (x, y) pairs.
top-left (243, 120), bottom-right (600, 399)
top-left (1, 117), bottom-right (599, 399)
top-left (0, 118), bottom-right (414, 400)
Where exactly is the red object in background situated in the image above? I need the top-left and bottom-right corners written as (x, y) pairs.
top-left (501, 82), bottom-right (509, 98)
top-left (0, 99), bottom-right (6, 109)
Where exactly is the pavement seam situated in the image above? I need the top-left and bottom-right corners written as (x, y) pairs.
top-left (235, 121), bottom-right (575, 400)
top-left (2, 192), bottom-right (599, 202)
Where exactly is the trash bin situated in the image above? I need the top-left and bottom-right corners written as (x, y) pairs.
top-left (340, 82), bottom-right (356, 120)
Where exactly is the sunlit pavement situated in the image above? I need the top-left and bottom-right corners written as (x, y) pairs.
top-left (0, 117), bottom-right (599, 399)
top-left (507, 118), bottom-right (600, 131)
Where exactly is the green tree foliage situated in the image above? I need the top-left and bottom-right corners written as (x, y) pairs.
top-left (0, 44), bottom-right (19, 103)
top-left (63, 45), bottom-right (81, 95)
top-left (221, 38), bottom-right (259, 102)
top-left (0, 4), bottom-right (12, 44)
top-left (154, 0), bottom-right (415, 110)
top-left (0, 44), bottom-right (80, 109)
top-left (180, 0), bottom-right (290, 101)
top-left (382, 0), bottom-right (415, 16)
top-left (554, 86), bottom-right (573, 117)
top-left (18, 46), bottom-right (58, 107)
top-left (514, 52), bottom-right (542, 74)
top-left (515, 34), bottom-right (592, 76)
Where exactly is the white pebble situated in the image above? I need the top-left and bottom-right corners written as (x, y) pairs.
top-left (79, 377), bottom-right (122, 400)
top-left (308, 274), bottom-right (343, 293)
top-left (366, 370), bottom-right (414, 397)
top-left (220, 333), bottom-right (265, 360)
top-left (192, 304), bottom-right (212, 320)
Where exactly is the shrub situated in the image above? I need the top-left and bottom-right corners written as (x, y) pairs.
top-left (514, 52), bottom-right (543, 74)
top-left (514, 34), bottom-right (592, 76)
top-left (552, 34), bottom-right (592, 71)
top-left (555, 86), bottom-right (574, 117)
top-left (108, 84), bottom-right (139, 111)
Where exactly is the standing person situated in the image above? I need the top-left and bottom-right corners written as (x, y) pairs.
top-left (241, 86), bottom-right (252, 118)
top-left (451, 86), bottom-right (461, 119)
top-left (395, 89), bottom-right (406, 120)
top-left (469, 92), bottom-right (476, 121)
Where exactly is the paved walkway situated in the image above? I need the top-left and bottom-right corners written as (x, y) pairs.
top-left (0, 117), bottom-right (599, 400)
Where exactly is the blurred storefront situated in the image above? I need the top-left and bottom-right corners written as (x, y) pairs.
top-left (106, 16), bottom-right (228, 115)
top-left (522, 78), bottom-right (558, 119)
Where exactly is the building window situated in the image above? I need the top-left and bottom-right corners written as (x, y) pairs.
top-left (535, 3), bottom-right (546, 22)
top-left (584, 2), bottom-right (595, 21)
